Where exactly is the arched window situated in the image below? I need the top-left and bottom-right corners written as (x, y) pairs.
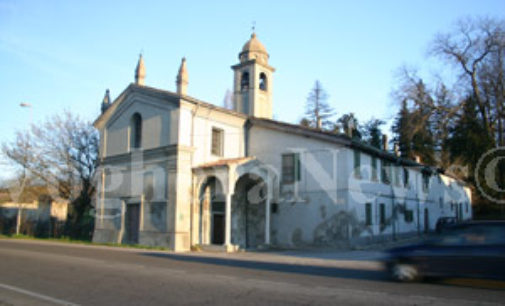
top-left (240, 71), bottom-right (249, 91)
top-left (130, 113), bottom-right (142, 149)
top-left (259, 73), bottom-right (267, 91)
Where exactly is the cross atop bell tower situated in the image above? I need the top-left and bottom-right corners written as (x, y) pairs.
top-left (231, 32), bottom-right (275, 119)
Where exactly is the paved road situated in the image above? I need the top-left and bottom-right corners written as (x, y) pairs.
top-left (0, 239), bottom-right (504, 305)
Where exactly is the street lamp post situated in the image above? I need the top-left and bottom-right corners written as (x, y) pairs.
top-left (16, 103), bottom-right (33, 235)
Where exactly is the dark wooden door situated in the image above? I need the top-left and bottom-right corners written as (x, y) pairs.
top-left (212, 214), bottom-right (224, 245)
top-left (126, 204), bottom-right (140, 244)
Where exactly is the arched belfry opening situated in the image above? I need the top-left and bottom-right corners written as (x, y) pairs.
top-left (232, 173), bottom-right (267, 249)
top-left (240, 71), bottom-right (250, 91)
top-left (259, 72), bottom-right (267, 91)
top-left (198, 176), bottom-right (225, 245)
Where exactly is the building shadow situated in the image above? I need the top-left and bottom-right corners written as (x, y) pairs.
top-left (260, 249), bottom-right (388, 262)
top-left (141, 252), bottom-right (388, 281)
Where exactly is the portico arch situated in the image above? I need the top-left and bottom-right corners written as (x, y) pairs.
top-left (232, 173), bottom-right (267, 249)
top-left (192, 158), bottom-right (278, 251)
top-left (198, 176), bottom-right (225, 245)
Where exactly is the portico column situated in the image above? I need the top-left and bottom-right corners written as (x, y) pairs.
top-left (224, 193), bottom-right (232, 246)
top-left (265, 197), bottom-right (271, 245)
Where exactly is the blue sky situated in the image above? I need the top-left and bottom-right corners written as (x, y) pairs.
top-left (0, 0), bottom-right (504, 179)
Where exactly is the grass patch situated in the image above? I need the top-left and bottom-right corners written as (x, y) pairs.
top-left (0, 234), bottom-right (169, 251)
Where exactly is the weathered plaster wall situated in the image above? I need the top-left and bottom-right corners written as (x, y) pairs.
top-left (248, 126), bottom-right (348, 247)
top-left (248, 125), bottom-right (472, 248)
top-left (104, 93), bottom-right (176, 157)
top-left (178, 102), bottom-right (246, 168)
top-left (93, 150), bottom-right (176, 248)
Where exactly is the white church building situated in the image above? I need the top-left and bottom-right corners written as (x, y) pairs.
top-left (92, 33), bottom-right (472, 251)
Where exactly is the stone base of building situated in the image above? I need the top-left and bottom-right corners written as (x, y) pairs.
top-left (92, 228), bottom-right (121, 244)
top-left (138, 231), bottom-right (171, 248)
top-left (198, 244), bottom-right (239, 252)
top-left (93, 228), bottom-right (176, 250)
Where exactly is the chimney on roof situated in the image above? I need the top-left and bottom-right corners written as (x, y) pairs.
top-left (414, 155), bottom-right (422, 163)
top-left (346, 116), bottom-right (355, 138)
top-left (382, 134), bottom-right (388, 151)
top-left (393, 143), bottom-right (400, 157)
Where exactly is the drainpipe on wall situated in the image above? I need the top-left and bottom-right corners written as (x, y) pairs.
top-left (244, 120), bottom-right (250, 157)
top-left (416, 194), bottom-right (420, 236)
top-left (391, 184), bottom-right (396, 241)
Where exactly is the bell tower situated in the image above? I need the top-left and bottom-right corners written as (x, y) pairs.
top-left (231, 33), bottom-right (275, 119)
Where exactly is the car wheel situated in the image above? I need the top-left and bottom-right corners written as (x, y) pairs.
top-left (391, 262), bottom-right (419, 282)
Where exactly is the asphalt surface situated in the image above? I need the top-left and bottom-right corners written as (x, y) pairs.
top-left (0, 239), bottom-right (504, 305)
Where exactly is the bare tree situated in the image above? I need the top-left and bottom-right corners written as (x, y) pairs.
top-left (429, 16), bottom-right (505, 139)
top-left (2, 111), bottom-right (98, 239)
top-left (301, 80), bottom-right (335, 130)
top-left (222, 89), bottom-right (234, 110)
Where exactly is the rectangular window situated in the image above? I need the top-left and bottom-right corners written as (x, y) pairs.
top-left (282, 153), bottom-right (301, 183)
top-left (403, 168), bottom-right (409, 187)
top-left (371, 157), bottom-right (378, 181)
top-left (381, 161), bottom-right (391, 184)
top-left (211, 127), bottom-right (224, 156)
top-left (379, 203), bottom-right (386, 226)
top-left (365, 203), bottom-right (372, 226)
top-left (353, 150), bottom-right (361, 179)
top-left (394, 166), bottom-right (401, 187)
top-left (422, 172), bottom-right (430, 192)
top-left (271, 203), bottom-right (279, 214)
top-left (143, 172), bottom-right (154, 202)
top-left (404, 209), bottom-right (414, 223)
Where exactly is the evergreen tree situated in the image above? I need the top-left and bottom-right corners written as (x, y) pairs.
top-left (392, 79), bottom-right (436, 165)
top-left (362, 118), bottom-right (385, 149)
top-left (337, 113), bottom-right (361, 140)
top-left (432, 83), bottom-right (454, 168)
top-left (392, 99), bottom-right (412, 158)
top-left (446, 95), bottom-right (494, 179)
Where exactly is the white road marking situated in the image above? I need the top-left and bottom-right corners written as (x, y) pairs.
top-left (0, 282), bottom-right (79, 306)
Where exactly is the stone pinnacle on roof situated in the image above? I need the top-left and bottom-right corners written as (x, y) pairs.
top-left (135, 53), bottom-right (146, 86)
top-left (176, 57), bottom-right (188, 95)
top-left (101, 89), bottom-right (111, 113)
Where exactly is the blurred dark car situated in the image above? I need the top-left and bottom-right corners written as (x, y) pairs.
top-left (385, 221), bottom-right (505, 282)
top-left (435, 216), bottom-right (458, 233)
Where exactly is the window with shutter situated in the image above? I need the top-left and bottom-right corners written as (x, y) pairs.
top-left (365, 203), bottom-right (372, 226)
top-left (211, 128), bottom-right (224, 156)
top-left (282, 153), bottom-right (301, 183)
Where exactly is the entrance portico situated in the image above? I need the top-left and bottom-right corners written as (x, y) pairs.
top-left (193, 157), bottom-right (277, 252)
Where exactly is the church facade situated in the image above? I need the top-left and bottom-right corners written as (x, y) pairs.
top-left (92, 34), bottom-right (472, 251)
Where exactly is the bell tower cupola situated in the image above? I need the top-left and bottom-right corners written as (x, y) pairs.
top-left (231, 33), bottom-right (275, 119)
